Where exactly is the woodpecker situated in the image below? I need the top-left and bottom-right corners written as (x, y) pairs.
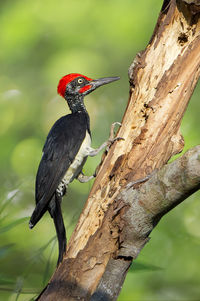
top-left (29, 73), bottom-right (120, 265)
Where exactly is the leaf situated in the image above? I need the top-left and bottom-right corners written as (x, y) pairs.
top-left (6, 189), bottom-right (19, 201)
top-left (23, 236), bottom-right (56, 277)
top-left (0, 189), bottom-right (19, 216)
top-left (0, 275), bottom-right (15, 285)
top-left (37, 236), bottom-right (56, 253)
top-left (0, 285), bottom-right (39, 294)
top-left (0, 244), bottom-right (14, 258)
top-left (43, 238), bottom-right (56, 286)
top-left (15, 277), bottom-right (24, 301)
top-left (130, 261), bottom-right (163, 272)
top-left (0, 217), bottom-right (29, 234)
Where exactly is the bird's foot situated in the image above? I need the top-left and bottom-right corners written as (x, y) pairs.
top-left (106, 122), bottom-right (124, 152)
top-left (87, 122), bottom-right (124, 157)
top-left (77, 172), bottom-right (94, 183)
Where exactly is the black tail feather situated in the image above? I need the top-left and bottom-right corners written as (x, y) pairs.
top-left (29, 198), bottom-right (48, 229)
top-left (48, 194), bottom-right (66, 266)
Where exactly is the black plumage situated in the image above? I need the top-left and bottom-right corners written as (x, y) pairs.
top-left (30, 112), bottom-right (90, 227)
top-left (29, 73), bottom-right (120, 266)
top-left (29, 112), bottom-right (90, 264)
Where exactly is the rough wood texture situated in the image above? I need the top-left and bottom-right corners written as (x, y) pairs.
top-left (38, 0), bottom-right (200, 300)
top-left (91, 145), bottom-right (200, 300)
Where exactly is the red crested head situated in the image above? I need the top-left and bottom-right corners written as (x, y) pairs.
top-left (57, 73), bottom-right (92, 98)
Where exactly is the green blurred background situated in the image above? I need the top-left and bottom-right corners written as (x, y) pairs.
top-left (0, 0), bottom-right (200, 300)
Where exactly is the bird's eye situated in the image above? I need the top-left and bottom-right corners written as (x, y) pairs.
top-left (77, 78), bottom-right (83, 84)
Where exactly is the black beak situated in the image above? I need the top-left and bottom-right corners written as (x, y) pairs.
top-left (84, 76), bottom-right (120, 95)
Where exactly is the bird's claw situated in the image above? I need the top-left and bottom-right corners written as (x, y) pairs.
top-left (106, 122), bottom-right (124, 152)
top-left (106, 136), bottom-right (124, 152)
top-left (109, 122), bottom-right (122, 140)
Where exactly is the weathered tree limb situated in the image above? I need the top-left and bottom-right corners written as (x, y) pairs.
top-left (91, 145), bottom-right (200, 301)
top-left (38, 0), bottom-right (200, 300)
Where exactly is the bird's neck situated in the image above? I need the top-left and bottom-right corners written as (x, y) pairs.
top-left (65, 94), bottom-right (91, 133)
top-left (66, 94), bottom-right (87, 114)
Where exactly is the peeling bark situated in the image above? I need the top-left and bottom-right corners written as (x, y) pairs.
top-left (37, 0), bottom-right (200, 300)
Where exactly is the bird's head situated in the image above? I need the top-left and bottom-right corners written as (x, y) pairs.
top-left (57, 73), bottom-right (120, 99)
top-left (57, 73), bottom-right (120, 112)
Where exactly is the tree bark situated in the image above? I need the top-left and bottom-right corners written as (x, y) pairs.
top-left (37, 0), bottom-right (200, 300)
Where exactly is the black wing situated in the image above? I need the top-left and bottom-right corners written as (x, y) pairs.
top-left (29, 112), bottom-right (89, 228)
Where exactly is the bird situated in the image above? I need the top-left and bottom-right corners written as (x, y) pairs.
top-left (29, 73), bottom-right (120, 266)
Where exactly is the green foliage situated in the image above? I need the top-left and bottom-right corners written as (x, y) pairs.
top-left (0, 0), bottom-right (200, 300)
top-left (129, 261), bottom-right (163, 273)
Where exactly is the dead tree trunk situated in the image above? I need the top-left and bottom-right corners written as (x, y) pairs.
top-left (38, 0), bottom-right (200, 300)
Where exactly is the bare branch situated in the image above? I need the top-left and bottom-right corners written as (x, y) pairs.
top-left (92, 145), bottom-right (200, 300)
top-left (118, 145), bottom-right (200, 258)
